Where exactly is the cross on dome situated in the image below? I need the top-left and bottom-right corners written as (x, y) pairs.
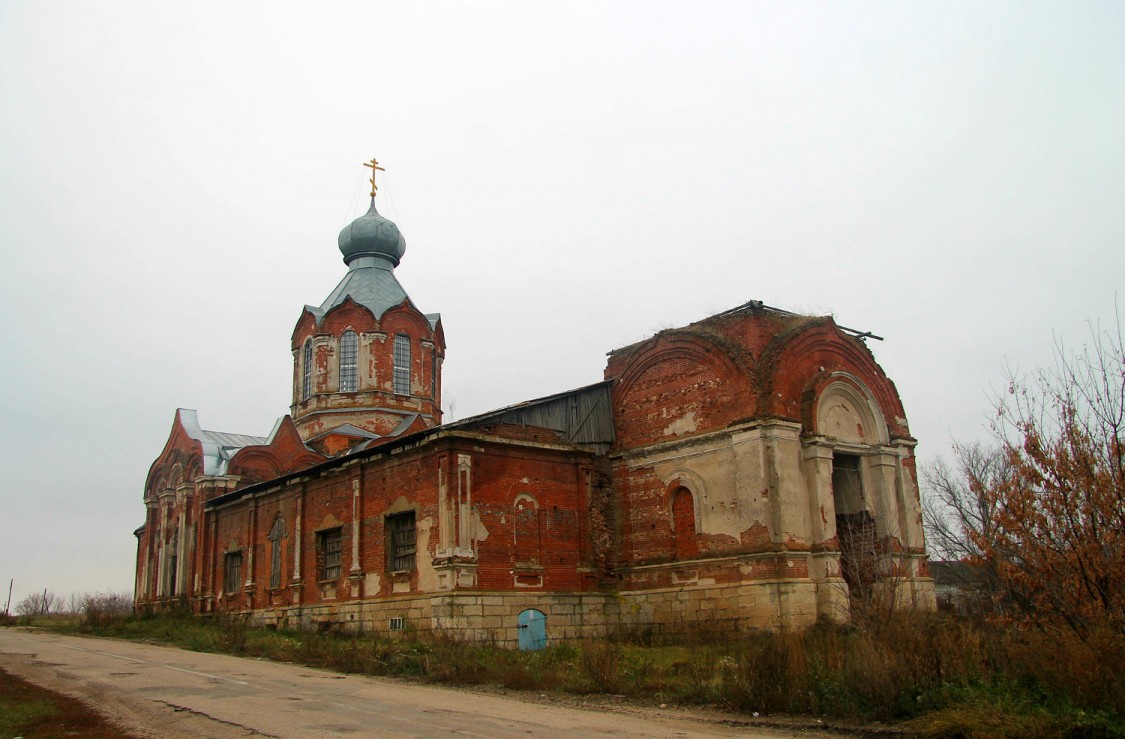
top-left (363, 157), bottom-right (385, 199)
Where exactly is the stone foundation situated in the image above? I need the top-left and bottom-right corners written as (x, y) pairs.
top-left (229, 573), bottom-right (935, 648)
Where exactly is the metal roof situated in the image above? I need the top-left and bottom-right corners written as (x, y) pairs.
top-left (313, 256), bottom-right (412, 321)
top-left (177, 409), bottom-right (268, 476)
top-left (204, 383), bottom-right (615, 509)
top-left (201, 430), bottom-right (268, 448)
top-left (448, 381), bottom-right (615, 447)
top-left (307, 424), bottom-right (379, 442)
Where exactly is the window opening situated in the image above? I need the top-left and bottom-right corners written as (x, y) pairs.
top-left (224, 551), bottom-right (242, 593)
top-left (832, 454), bottom-right (877, 603)
top-left (339, 331), bottom-right (358, 392)
top-left (317, 528), bottom-right (343, 581)
top-left (387, 512), bottom-right (416, 571)
top-left (302, 340), bottom-right (313, 400)
top-left (393, 335), bottom-right (411, 395)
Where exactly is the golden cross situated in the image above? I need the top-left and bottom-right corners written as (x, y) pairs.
top-left (363, 157), bottom-right (385, 199)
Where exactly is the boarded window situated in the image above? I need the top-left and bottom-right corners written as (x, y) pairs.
top-left (268, 515), bottom-right (287, 589)
top-left (339, 330), bottom-right (358, 392)
top-left (224, 551), bottom-right (242, 593)
top-left (387, 512), bottom-right (416, 571)
top-left (393, 335), bottom-right (411, 395)
top-left (317, 528), bottom-right (343, 581)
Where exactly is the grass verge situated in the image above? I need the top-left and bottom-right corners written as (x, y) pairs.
top-left (0, 666), bottom-right (137, 738)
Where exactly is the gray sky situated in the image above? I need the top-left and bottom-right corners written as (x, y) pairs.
top-left (1, 1), bottom-right (1122, 607)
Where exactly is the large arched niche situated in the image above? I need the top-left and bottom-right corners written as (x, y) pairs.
top-left (762, 321), bottom-right (908, 438)
top-left (814, 375), bottom-right (888, 445)
top-left (610, 332), bottom-right (753, 448)
top-left (226, 449), bottom-right (284, 483)
top-left (319, 296), bottom-right (378, 335)
top-left (290, 309), bottom-right (320, 352)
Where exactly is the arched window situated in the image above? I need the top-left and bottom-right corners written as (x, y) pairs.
top-left (672, 487), bottom-right (698, 559)
top-left (302, 339), bottom-right (313, 400)
top-left (339, 330), bottom-right (358, 392)
top-left (393, 335), bottom-right (411, 395)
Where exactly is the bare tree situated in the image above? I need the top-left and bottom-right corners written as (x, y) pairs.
top-left (67, 591), bottom-right (86, 615)
top-left (921, 442), bottom-right (1010, 562)
top-left (14, 590), bottom-right (59, 616)
top-left (82, 590), bottom-right (134, 627)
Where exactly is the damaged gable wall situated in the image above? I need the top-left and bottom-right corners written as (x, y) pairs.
top-left (604, 303), bottom-right (933, 628)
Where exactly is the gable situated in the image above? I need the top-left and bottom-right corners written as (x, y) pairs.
top-left (610, 333), bottom-right (753, 448)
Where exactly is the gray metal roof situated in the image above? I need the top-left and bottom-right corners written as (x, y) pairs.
top-left (201, 430), bottom-right (268, 448)
top-left (338, 201), bottom-right (406, 267)
top-left (307, 423), bottom-right (379, 442)
top-left (313, 255), bottom-right (412, 321)
top-left (177, 409), bottom-right (268, 476)
top-left (449, 381), bottom-right (615, 448)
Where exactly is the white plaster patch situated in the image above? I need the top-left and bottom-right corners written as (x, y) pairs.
top-left (663, 412), bottom-right (698, 437)
top-left (471, 507), bottom-right (489, 542)
top-left (364, 572), bottom-right (381, 594)
top-left (416, 516), bottom-right (436, 591)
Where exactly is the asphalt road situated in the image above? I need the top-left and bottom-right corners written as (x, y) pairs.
top-left (0, 630), bottom-right (842, 738)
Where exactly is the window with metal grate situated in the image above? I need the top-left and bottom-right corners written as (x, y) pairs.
top-left (393, 335), bottom-right (410, 395)
top-left (224, 551), bottom-right (242, 593)
top-left (387, 512), bottom-right (416, 571)
top-left (339, 330), bottom-right (358, 392)
top-left (317, 528), bottom-right (343, 581)
top-left (302, 339), bottom-right (313, 399)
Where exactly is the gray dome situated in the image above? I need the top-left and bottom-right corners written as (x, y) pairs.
top-left (337, 202), bottom-right (406, 266)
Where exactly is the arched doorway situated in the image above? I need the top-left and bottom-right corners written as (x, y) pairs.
top-left (517, 608), bottom-right (547, 651)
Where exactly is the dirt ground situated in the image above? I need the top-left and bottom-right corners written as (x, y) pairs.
top-left (0, 629), bottom-right (860, 738)
top-left (0, 666), bottom-right (139, 738)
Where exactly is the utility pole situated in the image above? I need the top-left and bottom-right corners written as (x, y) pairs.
top-left (4, 579), bottom-right (11, 616)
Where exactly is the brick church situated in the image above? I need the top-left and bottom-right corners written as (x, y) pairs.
top-left (135, 167), bottom-right (935, 645)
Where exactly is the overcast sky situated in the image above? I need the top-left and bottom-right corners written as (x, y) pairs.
top-left (1, 1), bottom-right (1122, 607)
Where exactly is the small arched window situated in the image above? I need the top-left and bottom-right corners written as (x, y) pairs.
top-left (393, 335), bottom-right (411, 395)
top-left (302, 339), bottom-right (313, 400)
top-left (672, 487), bottom-right (698, 559)
top-left (339, 330), bottom-right (358, 392)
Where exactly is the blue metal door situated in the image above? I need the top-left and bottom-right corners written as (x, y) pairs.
top-left (517, 608), bottom-right (547, 651)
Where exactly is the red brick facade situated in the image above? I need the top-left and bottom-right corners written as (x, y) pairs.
top-left (136, 206), bottom-right (934, 642)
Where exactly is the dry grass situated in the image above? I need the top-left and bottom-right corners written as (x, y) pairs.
top-left (20, 609), bottom-right (1124, 736)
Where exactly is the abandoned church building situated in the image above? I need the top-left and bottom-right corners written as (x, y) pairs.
top-left (135, 167), bottom-right (935, 646)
